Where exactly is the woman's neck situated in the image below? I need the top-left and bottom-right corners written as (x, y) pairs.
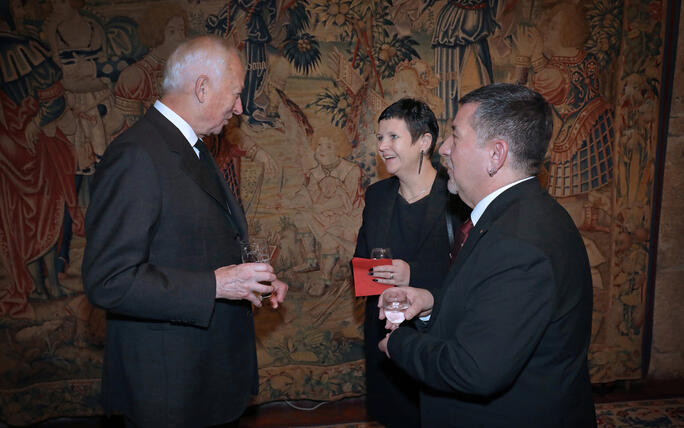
top-left (397, 163), bottom-right (437, 202)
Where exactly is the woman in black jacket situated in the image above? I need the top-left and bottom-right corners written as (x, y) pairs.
top-left (354, 98), bottom-right (465, 427)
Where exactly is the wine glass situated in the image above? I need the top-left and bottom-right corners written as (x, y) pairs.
top-left (240, 238), bottom-right (272, 300)
top-left (382, 288), bottom-right (409, 324)
top-left (370, 247), bottom-right (392, 259)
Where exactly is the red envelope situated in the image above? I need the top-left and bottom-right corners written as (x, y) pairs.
top-left (352, 257), bottom-right (393, 296)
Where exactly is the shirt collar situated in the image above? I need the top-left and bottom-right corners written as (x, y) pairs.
top-left (471, 176), bottom-right (534, 225)
top-left (153, 100), bottom-right (199, 150)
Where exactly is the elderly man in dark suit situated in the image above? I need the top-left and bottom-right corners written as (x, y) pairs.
top-left (82, 36), bottom-right (288, 428)
top-left (378, 83), bottom-right (596, 427)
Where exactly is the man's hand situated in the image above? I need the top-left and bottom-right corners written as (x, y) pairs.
top-left (214, 263), bottom-right (276, 307)
top-left (378, 286), bottom-right (434, 329)
top-left (378, 332), bottom-right (391, 358)
top-left (267, 279), bottom-right (289, 309)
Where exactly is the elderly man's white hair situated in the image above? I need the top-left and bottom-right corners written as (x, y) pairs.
top-left (161, 36), bottom-right (236, 95)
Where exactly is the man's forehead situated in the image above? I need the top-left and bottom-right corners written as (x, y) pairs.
top-left (452, 103), bottom-right (477, 130)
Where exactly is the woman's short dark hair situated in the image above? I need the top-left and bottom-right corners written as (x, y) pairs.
top-left (378, 98), bottom-right (439, 156)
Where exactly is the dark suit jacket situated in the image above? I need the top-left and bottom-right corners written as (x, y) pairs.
top-left (354, 172), bottom-right (461, 427)
top-left (82, 107), bottom-right (256, 427)
top-left (388, 178), bottom-right (596, 427)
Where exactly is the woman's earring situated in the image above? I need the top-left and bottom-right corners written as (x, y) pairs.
top-left (418, 150), bottom-right (424, 174)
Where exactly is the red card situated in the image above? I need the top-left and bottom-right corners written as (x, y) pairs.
top-left (352, 257), bottom-right (393, 296)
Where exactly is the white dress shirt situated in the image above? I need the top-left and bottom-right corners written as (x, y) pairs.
top-left (154, 100), bottom-right (200, 158)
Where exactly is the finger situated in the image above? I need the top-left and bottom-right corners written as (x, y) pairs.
top-left (252, 271), bottom-right (277, 284)
top-left (378, 307), bottom-right (386, 320)
top-left (248, 262), bottom-right (274, 272)
top-left (403, 305), bottom-right (419, 321)
top-left (272, 280), bottom-right (288, 303)
top-left (246, 291), bottom-right (263, 307)
top-left (378, 337), bottom-right (387, 353)
top-left (249, 278), bottom-right (273, 294)
top-left (385, 319), bottom-right (398, 330)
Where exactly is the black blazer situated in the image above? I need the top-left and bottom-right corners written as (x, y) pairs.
top-left (354, 171), bottom-right (459, 289)
top-left (82, 108), bottom-right (256, 427)
top-left (388, 178), bottom-right (596, 427)
top-left (354, 171), bottom-right (461, 427)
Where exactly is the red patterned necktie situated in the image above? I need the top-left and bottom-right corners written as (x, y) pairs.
top-left (450, 218), bottom-right (474, 263)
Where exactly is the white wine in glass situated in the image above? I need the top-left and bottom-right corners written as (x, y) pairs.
top-left (383, 288), bottom-right (409, 324)
top-left (240, 238), bottom-right (272, 300)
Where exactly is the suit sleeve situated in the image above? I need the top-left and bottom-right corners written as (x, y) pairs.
top-left (82, 139), bottom-right (216, 327)
top-left (388, 238), bottom-right (555, 397)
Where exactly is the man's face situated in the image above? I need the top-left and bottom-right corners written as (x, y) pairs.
top-left (437, 102), bottom-right (488, 208)
top-left (202, 58), bottom-right (244, 136)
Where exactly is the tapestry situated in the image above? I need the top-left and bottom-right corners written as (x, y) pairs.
top-left (0, 0), bottom-right (671, 424)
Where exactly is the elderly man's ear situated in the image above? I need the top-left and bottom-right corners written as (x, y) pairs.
top-left (194, 75), bottom-right (210, 103)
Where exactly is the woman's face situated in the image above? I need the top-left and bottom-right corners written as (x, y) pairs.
top-left (163, 16), bottom-right (185, 46)
top-left (376, 117), bottom-right (421, 178)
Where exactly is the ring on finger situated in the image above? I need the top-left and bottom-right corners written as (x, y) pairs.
top-left (390, 273), bottom-right (394, 280)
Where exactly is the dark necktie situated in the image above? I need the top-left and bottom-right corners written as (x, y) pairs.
top-left (194, 139), bottom-right (211, 164)
top-left (194, 139), bottom-right (229, 206)
top-left (450, 218), bottom-right (474, 263)
top-left (195, 139), bottom-right (240, 233)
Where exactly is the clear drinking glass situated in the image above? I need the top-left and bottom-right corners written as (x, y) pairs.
top-left (370, 247), bottom-right (392, 259)
top-left (240, 238), bottom-right (272, 300)
top-left (382, 287), bottom-right (409, 324)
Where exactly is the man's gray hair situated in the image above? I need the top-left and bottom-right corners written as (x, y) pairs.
top-left (161, 36), bottom-right (234, 95)
top-left (459, 83), bottom-right (553, 175)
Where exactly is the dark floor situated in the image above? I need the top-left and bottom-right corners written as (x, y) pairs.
top-left (6, 379), bottom-right (684, 428)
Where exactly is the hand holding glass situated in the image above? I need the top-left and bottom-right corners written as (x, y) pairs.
top-left (240, 239), bottom-right (273, 300)
top-left (382, 288), bottom-right (409, 324)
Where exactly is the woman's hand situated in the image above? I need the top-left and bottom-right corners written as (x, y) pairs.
top-left (369, 259), bottom-right (410, 286)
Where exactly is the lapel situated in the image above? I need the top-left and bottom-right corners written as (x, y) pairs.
top-left (410, 175), bottom-right (448, 257)
top-left (428, 178), bottom-right (543, 323)
top-left (369, 177), bottom-right (400, 249)
top-left (209, 150), bottom-right (249, 241)
top-left (146, 108), bottom-right (248, 241)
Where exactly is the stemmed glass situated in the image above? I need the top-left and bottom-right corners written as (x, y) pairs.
top-left (370, 248), bottom-right (392, 259)
top-left (241, 238), bottom-right (272, 300)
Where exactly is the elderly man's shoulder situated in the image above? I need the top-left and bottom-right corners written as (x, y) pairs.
top-left (100, 118), bottom-right (170, 169)
top-left (112, 114), bottom-right (166, 149)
